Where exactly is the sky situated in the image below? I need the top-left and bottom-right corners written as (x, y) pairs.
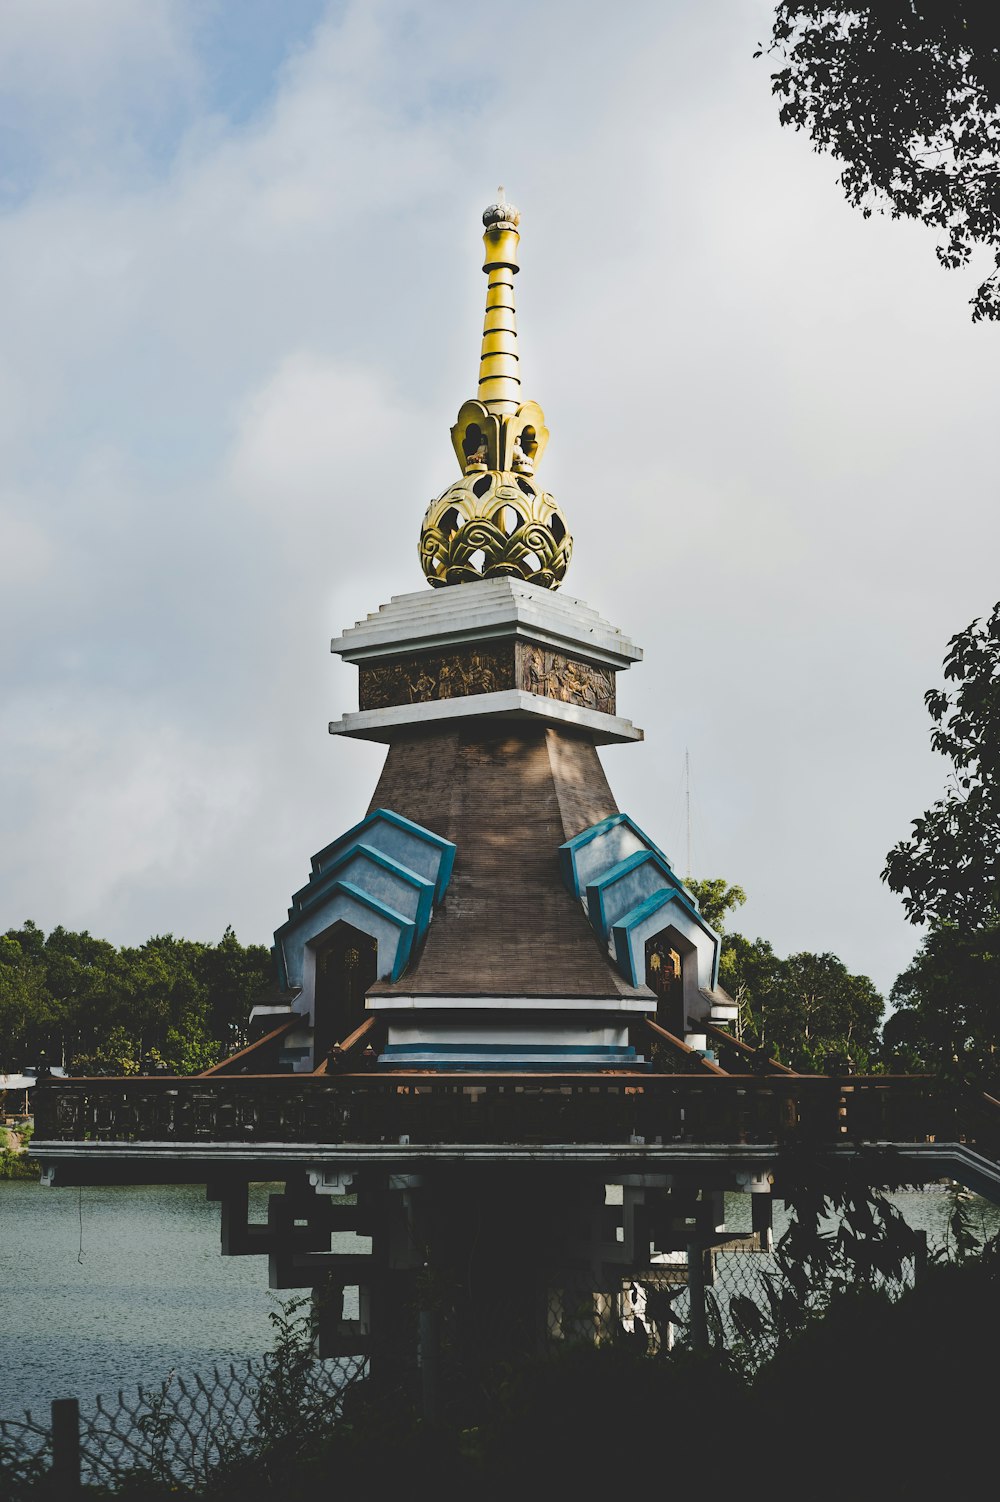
top-left (1, 0), bottom-right (997, 998)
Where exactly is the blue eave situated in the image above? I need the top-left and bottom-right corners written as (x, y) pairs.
top-left (310, 808), bottom-right (456, 903)
top-left (585, 849), bottom-right (692, 939)
top-left (559, 812), bottom-right (682, 900)
top-left (273, 880), bottom-right (416, 987)
top-left (610, 887), bottom-right (720, 988)
top-left (288, 842), bottom-right (435, 934)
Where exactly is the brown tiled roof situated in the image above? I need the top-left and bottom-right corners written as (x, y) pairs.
top-left (366, 723), bottom-right (650, 1001)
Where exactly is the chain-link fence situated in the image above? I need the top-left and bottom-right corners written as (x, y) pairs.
top-left (548, 1225), bottom-right (958, 1372)
top-left (0, 1350), bottom-right (367, 1498)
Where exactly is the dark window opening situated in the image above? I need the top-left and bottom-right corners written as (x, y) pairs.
top-left (313, 922), bottom-right (377, 1060)
top-left (645, 932), bottom-right (683, 1038)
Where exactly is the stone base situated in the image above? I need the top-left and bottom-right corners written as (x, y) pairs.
top-left (378, 1019), bottom-right (646, 1071)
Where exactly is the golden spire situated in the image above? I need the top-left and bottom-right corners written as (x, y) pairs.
top-left (418, 195), bottom-right (572, 591)
top-left (478, 188), bottom-right (521, 413)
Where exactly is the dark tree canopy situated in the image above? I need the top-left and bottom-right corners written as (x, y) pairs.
top-left (883, 923), bottom-right (1000, 1087)
top-left (0, 922), bottom-right (274, 1075)
top-left (883, 599), bottom-right (1000, 928)
top-left (720, 932), bottom-right (884, 1071)
top-left (763, 4), bottom-right (1000, 319)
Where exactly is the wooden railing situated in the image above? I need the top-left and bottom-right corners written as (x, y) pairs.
top-left (31, 1073), bottom-right (1000, 1156)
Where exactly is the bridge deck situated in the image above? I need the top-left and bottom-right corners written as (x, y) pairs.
top-left (30, 1073), bottom-right (1000, 1200)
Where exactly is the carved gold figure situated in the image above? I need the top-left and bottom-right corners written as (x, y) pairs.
top-left (419, 193), bottom-right (572, 589)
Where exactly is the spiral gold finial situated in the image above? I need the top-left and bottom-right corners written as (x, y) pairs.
top-left (478, 189), bottom-right (522, 413)
top-left (418, 197), bottom-right (571, 591)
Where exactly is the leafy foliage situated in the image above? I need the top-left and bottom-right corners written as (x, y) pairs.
top-left (762, 4), bottom-right (1000, 319)
top-left (684, 876), bottom-right (747, 932)
top-left (884, 599), bottom-right (1000, 929)
top-left (883, 921), bottom-right (1000, 1088)
top-left (749, 1235), bottom-right (1000, 1489)
top-left (0, 922), bottom-right (273, 1075)
top-left (720, 932), bottom-right (884, 1070)
top-left (881, 602), bottom-right (1000, 1089)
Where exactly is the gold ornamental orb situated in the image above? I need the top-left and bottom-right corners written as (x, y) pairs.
top-left (419, 469), bottom-right (572, 589)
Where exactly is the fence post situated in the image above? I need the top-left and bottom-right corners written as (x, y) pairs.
top-left (50, 1398), bottom-right (81, 1500)
top-left (686, 1241), bottom-right (708, 1352)
top-left (418, 1308), bottom-right (441, 1424)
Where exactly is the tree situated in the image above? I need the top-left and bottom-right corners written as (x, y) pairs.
top-left (685, 877), bottom-right (747, 933)
top-left (41, 925), bottom-right (121, 1069)
top-left (883, 599), bottom-right (1000, 928)
top-left (200, 925), bottom-right (274, 1050)
top-left (761, 4), bottom-right (1000, 319)
top-left (883, 924), bottom-right (1000, 1086)
top-left (882, 601), bottom-right (1000, 1088)
top-left (718, 932), bottom-right (785, 1050)
top-left (779, 950), bottom-right (884, 1069)
top-left (720, 933), bottom-right (884, 1070)
top-left (0, 921), bottom-right (275, 1076)
top-left (0, 933), bottom-right (60, 1072)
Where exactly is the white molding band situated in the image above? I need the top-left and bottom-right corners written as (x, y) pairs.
top-left (332, 578), bottom-right (643, 671)
top-left (330, 687), bottom-right (643, 745)
top-left (365, 994), bottom-right (656, 1012)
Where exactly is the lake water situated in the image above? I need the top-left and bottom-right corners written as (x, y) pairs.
top-left (2, 1179), bottom-right (998, 1421)
top-left (0, 1181), bottom-right (304, 1419)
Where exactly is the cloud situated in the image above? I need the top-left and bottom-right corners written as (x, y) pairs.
top-left (0, 0), bottom-right (198, 196)
top-left (0, 496), bottom-right (53, 594)
top-left (1, 0), bottom-right (996, 993)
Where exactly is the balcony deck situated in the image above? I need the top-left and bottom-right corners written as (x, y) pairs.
top-left (31, 1073), bottom-right (1000, 1200)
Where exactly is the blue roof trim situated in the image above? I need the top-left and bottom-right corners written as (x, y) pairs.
top-left (380, 1043), bottom-right (640, 1056)
top-left (558, 812), bottom-right (623, 896)
top-left (289, 843), bottom-right (435, 934)
top-left (273, 879), bottom-right (416, 986)
top-left (273, 807), bottom-right (456, 990)
top-left (377, 1044), bottom-right (646, 1072)
top-left (377, 1059), bottom-right (650, 1072)
top-left (310, 808), bottom-right (456, 903)
top-left (558, 812), bottom-right (688, 901)
top-left (611, 888), bottom-right (720, 988)
top-left (585, 849), bottom-right (691, 939)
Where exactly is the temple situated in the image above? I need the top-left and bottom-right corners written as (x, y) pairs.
top-left (33, 195), bottom-right (1000, 1385)
top-left (265, 191), bottom-right (733, 1080)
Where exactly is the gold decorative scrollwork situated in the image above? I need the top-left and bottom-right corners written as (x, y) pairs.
top-left (419, 470), bottom-right (572, 590)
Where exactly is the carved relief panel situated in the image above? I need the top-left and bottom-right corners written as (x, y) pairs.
top-left (514, 643), bottom-right (616, 715)
top-left (360, 647), bottom-right (516, 710)
top-left (359, 640), bottom-right (617, 715)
